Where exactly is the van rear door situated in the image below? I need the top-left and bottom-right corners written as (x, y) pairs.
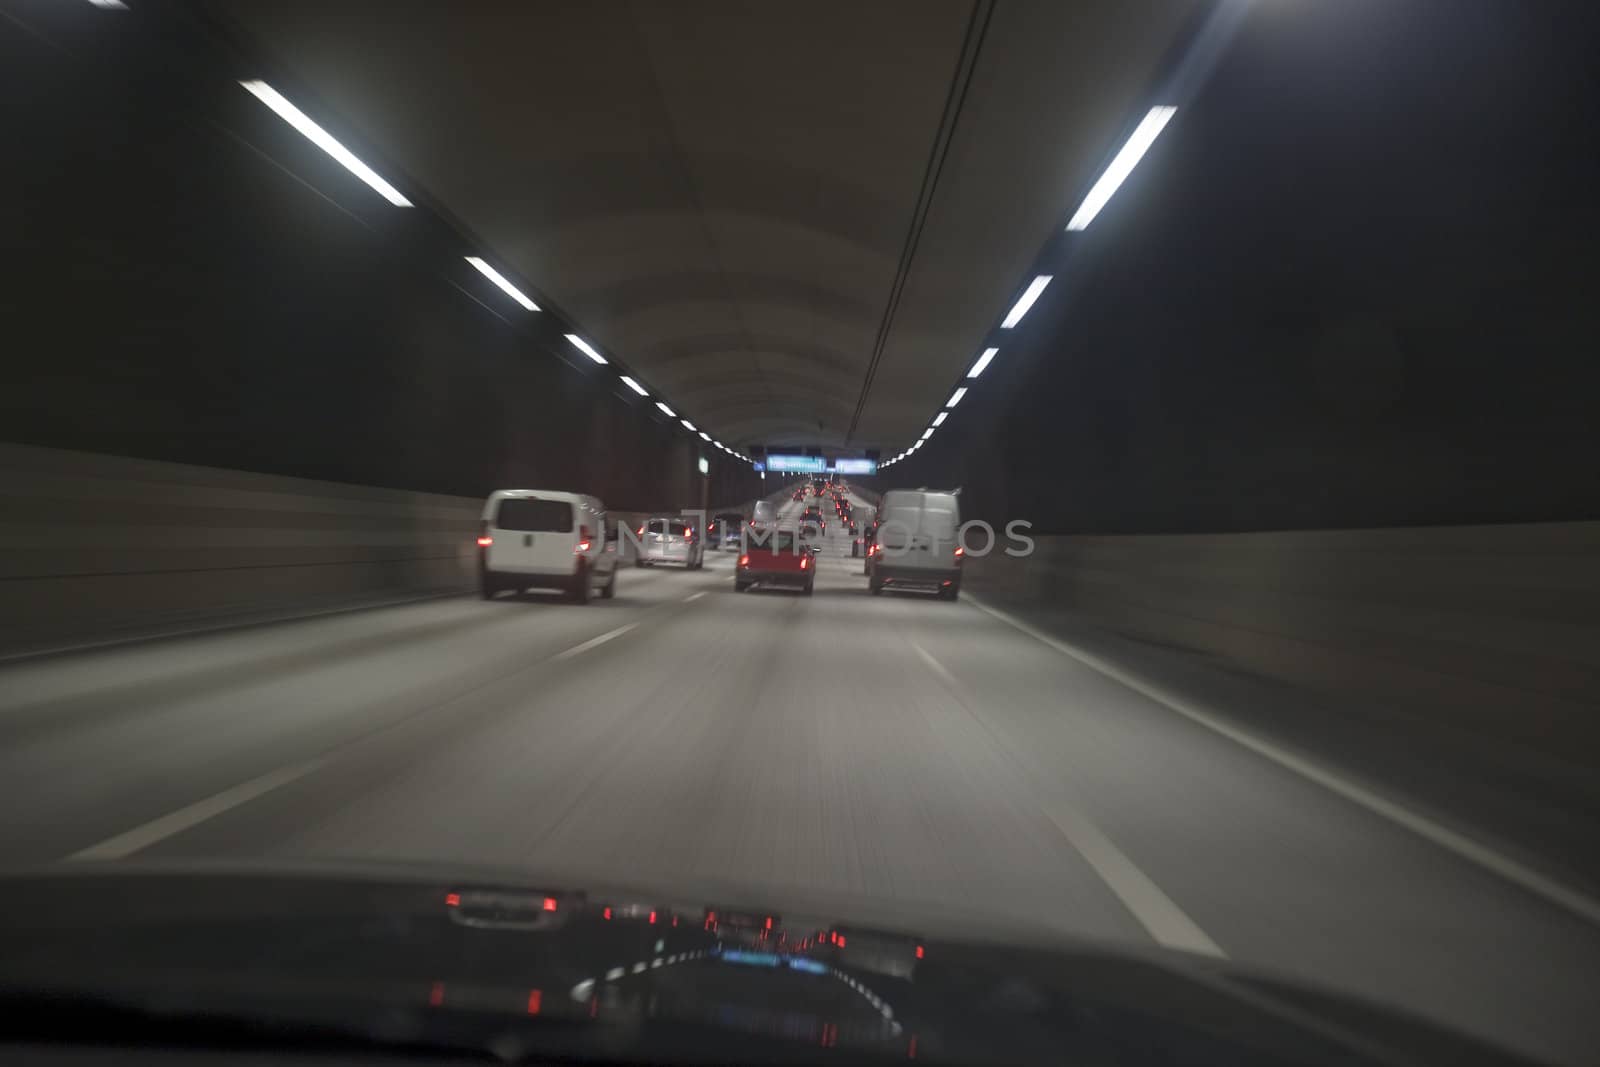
top-left (492, 496), bottom-right (576, 575)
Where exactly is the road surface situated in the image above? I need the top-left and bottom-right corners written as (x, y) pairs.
top-left (1, 489), bottom-right (1595, 1064)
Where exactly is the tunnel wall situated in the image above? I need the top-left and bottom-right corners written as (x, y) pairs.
top-left (959, 522), bottom-right (1600, 765)
top-left (0, 441), bottom-right (765, 656)
top-left (0, 1), bottom-right (762, 534)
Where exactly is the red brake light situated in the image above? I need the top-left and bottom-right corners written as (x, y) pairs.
top-left (649, 910), bottom-right (657, 924)
top-left (637, 525), bottom-right (645, 536)
top-left (445, 893), bottom-right (461, 907)
top-left (526, 989), bottom-right (542, 1015)
top-left (765, 916), bottom-right (773, 930)
top-left (954, 546), bottom-right (964, 558)
top-left (575, 541), bottom-right (591, 553)
top-left (543, 897), bottom-right (558, 912)
top-left (837, 935), bottom-right (846, 948)
top-left (738, 555), bottom-right (749, 567)
top-left (915, 945), bottom-right (925, 959)
top-left (603, 907), bottom-right (612, 920)
top-left (800, 556), bottom-right (809, 569)
top-left (476, 536), bottom-right (493, 547)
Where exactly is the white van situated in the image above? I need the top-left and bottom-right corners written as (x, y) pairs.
top-left (478, 490), bottom-right (618, 603)
top-left (869, 489), bottom-right (963, 600)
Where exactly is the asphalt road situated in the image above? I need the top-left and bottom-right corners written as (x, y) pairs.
top-left (1, 489), bottom-right (1596, 1064)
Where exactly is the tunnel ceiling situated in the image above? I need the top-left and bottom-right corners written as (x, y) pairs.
top-left (212, 0), bottom-right (1194, 451)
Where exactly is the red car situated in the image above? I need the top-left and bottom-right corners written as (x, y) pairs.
top-left (736, 529), bottom-right (815, 595)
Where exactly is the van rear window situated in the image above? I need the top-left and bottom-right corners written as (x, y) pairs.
top-left (495, 498), bottom-right (574, 532)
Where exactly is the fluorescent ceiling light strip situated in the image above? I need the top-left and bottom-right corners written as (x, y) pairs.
top-left (656, 402), bottom-right (676, 417)
top-left (619, 375), bottom-right (648, 396)
top-left (463, 257), bottom-right (538, 310)
top-left (239, 81), bottom-right (412, 207)
top-left (920, 429), bottom-right (934, 441)
top-left (932, 412), bottom-right (948, 426)
top-left (87, 0), bottom-right (130, 9)
top-left (699, 431), bottom-right (711, 442)
top-left (1000, 276), bottom-right (1051, 329)
top-left (565, 334), bottom-right (607, 364)
top-left (967, 347), bottom-right (998, 378)
top-left (681, 419), bottom-right (697, 432)
top-left (946, 387), bottom-right (968, 408)
top-left (1066, 106), bottom-right (1177, 232)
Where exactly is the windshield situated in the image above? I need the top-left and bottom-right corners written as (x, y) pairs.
top-left (2, 2), bottom-right (1596, 1066)
top-left (495, 498), bottom-right (575, 532)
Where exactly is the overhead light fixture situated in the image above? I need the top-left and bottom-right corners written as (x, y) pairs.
top-left (967, 347), bottom-right (998, 379)
top-left (698, 431), bottom-right (711, 442)
top-left (463, 257), bottom-right (539, 310)
top-left (1066, 106), bottom-right (1177, 232)
top-left (932, 412), bottom-right (948, 427)
top-left (946, 387), bottom-right (968, 408)
top-left (565, 334), bottom-right (607, 364)
top-left (619, 375), bottom-right (648, 396)
top-left (681, 419), bottom-right (697, 432)
top-left (239, 81), bottom-right (412, 207)
top-left (1000, 276), bottom-right (1051, 329)
top-left (655, 402), bottom-right (676, 417)
top-left (87, 0), bottom-right (129, 9)
top-left (920, 429), bottom-right (934, 441)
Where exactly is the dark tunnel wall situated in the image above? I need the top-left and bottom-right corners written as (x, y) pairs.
top-left (885, 0), bottom-right (1600, 534)
top-left (0, 0), bottom-right (759, 513)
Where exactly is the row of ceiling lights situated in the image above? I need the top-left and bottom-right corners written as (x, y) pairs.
top-left (878, 105), bottom-right (1179, 471)
top-left (232, 76), bottom-right (752, 466)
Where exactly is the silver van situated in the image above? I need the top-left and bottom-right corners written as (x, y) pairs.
top-left (869, 489), bottom-right (963, 600)
top-left (477, 490), bottom-right (618, 603)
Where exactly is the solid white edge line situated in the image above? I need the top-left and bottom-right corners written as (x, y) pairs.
top-left (69, 758), bottom-right (325, 860)
top-left (555, 623), bottom-right (638, 661)
top-left (965, 594), bottom-right (1600, 927)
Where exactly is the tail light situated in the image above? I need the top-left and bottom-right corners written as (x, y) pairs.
top-left (685, 528), bottom-right (694, 540)
top-left (915, 944), bottom-right (925, 959)
top-left (649, 910), bottom-right (657, 924)
top-left (543, 897), bottom-right (558, 912)
top-left (603, 907), bottom-right (612, 920)
top-left (800, 556), bottom-right (809, 569)
top-left (477, 521), bottom-right (492, 547)
top-left (954, 546), bottom-right (964, 559)
top-left (477, 536), bottom-right (493, 547)
top-left (445, 893), bottom-right (461, 907)
top-left (637, 525), bottom-right (645, 536)
top-left (575, 541), bottom-right (591, 554)
top-left (738, 555), bottom-right (749, 567)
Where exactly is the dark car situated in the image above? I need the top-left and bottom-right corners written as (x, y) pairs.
top-left (0, 866), bottom-right (1536, 1067)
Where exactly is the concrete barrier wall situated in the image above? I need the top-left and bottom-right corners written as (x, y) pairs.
top-left (0, 442), bottom-right (484, 654)
top-left (0, 443), bottom-right (707, 655)
top-left (960, 522), bottom-right (1600, 763)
